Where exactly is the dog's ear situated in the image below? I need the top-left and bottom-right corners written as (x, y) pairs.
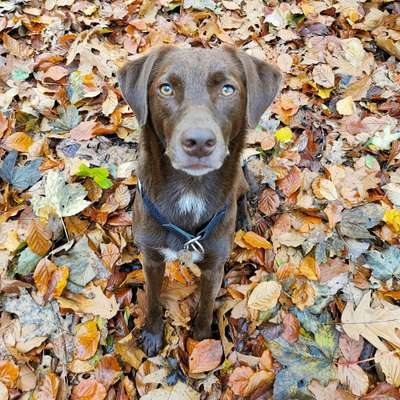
top-left (118, 47), bottom-right (167, 126)
top-left (238, 52), bottom-right (282, 129)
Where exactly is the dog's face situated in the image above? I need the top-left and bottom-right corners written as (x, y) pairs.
top-left (118, 46), bottom-right (281, 176)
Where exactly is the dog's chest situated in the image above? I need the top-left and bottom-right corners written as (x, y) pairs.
top-left (159, 247), bottom-right (203, 263)
top-left (176, 192), bottom-right (206, 224)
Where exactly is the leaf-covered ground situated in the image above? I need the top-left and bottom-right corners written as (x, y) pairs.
top-left (1, 0), bottom-right (400, 399)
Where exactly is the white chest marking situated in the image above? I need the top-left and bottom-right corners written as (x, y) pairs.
top-left (177, 193), bottom-right (206, 224)
top-left (159, 248), bottom-right (203, 263)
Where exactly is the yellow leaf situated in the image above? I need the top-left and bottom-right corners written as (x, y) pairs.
top-left (384, 209), bottom-right (400, 233)
top-left (292, 281), bottom-right (316, 311)
top-left (5, 132), bottom-right (33, 152)
top-left (0, 360), bottom-right (19, 389)
top-left (242, 231), bottom-right (272, 249)
top-left (248, 281), bottom-right (281, 311)
top-left (274, 127), bottom-right (293, 143)
top-left (51, 265), bottom-right (69, 298)
top-left (298, 255), bottom-right (320, 281)
top-left (336, 96), bottom-right (356, 116)
top-left (317, 88), bottom-right (333, 99)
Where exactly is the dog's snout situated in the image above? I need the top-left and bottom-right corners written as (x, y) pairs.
top-left (181, 128), bottom-right (216, 158)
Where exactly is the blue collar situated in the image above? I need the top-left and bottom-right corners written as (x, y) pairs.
top-left (137, 181), bottom-right (228, 252)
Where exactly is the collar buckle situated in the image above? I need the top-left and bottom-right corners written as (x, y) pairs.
top-left (184, 235), bottom-right (205, 253)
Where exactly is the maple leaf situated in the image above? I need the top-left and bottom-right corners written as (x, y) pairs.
top-left (365, 246), bottom-right (400, 281)
top-left (31, 170), bottom-right (91, 220)
top-left (0, 151), bottom-right (42, 191)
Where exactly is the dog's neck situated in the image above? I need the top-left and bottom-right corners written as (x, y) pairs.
top-left (137, 124), bottom-right (245, 230)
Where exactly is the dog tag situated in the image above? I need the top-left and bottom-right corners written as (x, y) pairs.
top-left (177, 249), bottom-right (194, 266)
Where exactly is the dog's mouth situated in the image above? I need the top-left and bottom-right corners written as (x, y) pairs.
top-left (179, 163), bottom-right (215, 176)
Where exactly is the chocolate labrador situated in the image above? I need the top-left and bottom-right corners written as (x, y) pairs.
top-left (118, 45), bottom-right (281, 356)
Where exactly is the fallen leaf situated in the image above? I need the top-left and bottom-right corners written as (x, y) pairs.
top-left (57, 284), bottom-right (119, 319)
top-left (258, 188), bottom-right (280, 216)
top-left (281, 312), bottom-right (300, 343)
top-left (336, 96), bottom-right (356, 116)
top-left (189, 339), bottom-right (223, 373)
top-left (338, 364), bottom-right (369, 396)
top-left (27, 219), bottom-right (52, 256)
top-left (95, 354), bottom-right (122, 388)
top-left (71, 379), bottom-right (106, 400)
top-left (313, 64), bottom-right (335, 88)
top-left (141, 381), bottom-right (200, 400)
top-left (32, 372), bottom-right (59, 400)
top-left (69, 120), bottom-right (98, 141)
top-left (0, 361), bottom-right (19, 389)
top-left (248, 281), bottom-right (281, 311)
top-left (298, 255), bottom-right (320, 281)
top-left (375, 350), bottom-right (400, 387)
top-left (75, 319), bottom-right (100, 360)
top-left (5, 132), bottom-right (33, 152)
top-left (242, 231), bottom-right (272, 249)
top-left (277, 167), bottom-right (302, 197)
top-left (228, 366), bottom-right (254, 396)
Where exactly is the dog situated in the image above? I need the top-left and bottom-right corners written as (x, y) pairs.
top-left (118, 45), bottom-right (281, 356)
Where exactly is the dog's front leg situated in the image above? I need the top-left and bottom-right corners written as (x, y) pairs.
top-left (193, 259), bottom-right (225, 341)
top-left (141, 247), bottom-right (165, 356)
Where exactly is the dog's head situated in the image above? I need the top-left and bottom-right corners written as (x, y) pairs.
top-left (118, 46), bottom-right (281, 176)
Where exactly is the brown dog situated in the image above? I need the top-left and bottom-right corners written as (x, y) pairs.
top-left (118, 46), bottom-right (281, 356)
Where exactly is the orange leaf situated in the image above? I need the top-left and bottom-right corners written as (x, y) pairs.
top-left (6, 132), bottom-right (33, 152)
top-left (32, 372), bottom-right (59, 400)
top-left (0, 360), bottom-right (19, 389)
top-left (324, 203), bottom-right (343, 230)
top-left (0, 113), bottom-right (8, 138)
top-left (34, 259), bottom-right (57, 296)
top-left (298, 255), bottom-right (320, 281)
top-left (277, 166), bottom-right (302, 197)
top-left (94, 354), bottom-right (122, 388)
top-left (75, 320), bottom-right (100, 361)
top-left (259, 349), bottom-right (273, 371)
top-left (48, 265), bottom-right (69, 298)
top-left (101, 242), bottom-right (120, 270)
top-left (281, 312), bottom-right (300, 343)
top-left (242, 231), bottom-right (272, 249)
top-left (189, 339), bottom-right (223, 373)
top-left (27, 219), bottom-right (52, 256)
top-left (292, 281), bottom-right (316, 311)
top-left (258, 188), bottom-right (280, 216)
top-left (71, 379), bottom-right (106, 400)
top-left (228, 366), bottom-right (254, 396)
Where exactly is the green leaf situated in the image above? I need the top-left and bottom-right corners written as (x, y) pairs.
top-left (365, 246), bottom-right (400, 281)
top-left (16, 247), bottom-right (43, 276)
top-left (74, 164), bottom-right (113, 189)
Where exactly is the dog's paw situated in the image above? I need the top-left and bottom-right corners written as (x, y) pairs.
top-left (141, 329), bottom-right (163, 357)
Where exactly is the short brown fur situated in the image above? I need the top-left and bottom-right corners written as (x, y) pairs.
top-left (118, 45), bottom-right (281, 356)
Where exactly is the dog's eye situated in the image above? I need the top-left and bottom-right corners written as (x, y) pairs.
top-left (221, 84), bottom-right (235, 96)
top-left (159, 83), bottom-right (174, 96)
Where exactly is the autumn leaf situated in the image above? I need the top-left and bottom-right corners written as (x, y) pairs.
top-left (95, 354), bottom-right (122, 388)
top-left (74, 319), bottom-right (100, 360)
top-left (277, 167), bottom-right (302, 197)
top-left (32, 373), bottom-right (59, 400)
top-left (242, 231), bottom-right (272, 249)
top-left (228, 366), bottom-right (254, 396)
top-left (0, 361), bottom-right (19, 389)
top-left (248, 281), bottom-right (281, 311)
top-left (189, 339), bottom-right (223, 373)
top-left (258, 188), bottom-right (280, 216)
top-left (275, 126), bottom-right (293, 143)
top-left (71, 379), bottom-right (106, 400)
top-left (384, 209), bottom-right (400, 233)
top-left (298, 255), bottom-right (320, 281)
top-left (31, 170), bottom-right (91, 220)
top-left (26, 219), bottom-right (52, 256)
top-left (5, 132), bottom-right (33, 152)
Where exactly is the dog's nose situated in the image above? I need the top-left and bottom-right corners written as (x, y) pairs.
top-left (181, 128), bottom-right (216, 158)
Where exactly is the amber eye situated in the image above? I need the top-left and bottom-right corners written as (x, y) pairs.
top-left (159, 83), bottom-right (174, 96)
top-left (221, 84), bottom-right (235, 96)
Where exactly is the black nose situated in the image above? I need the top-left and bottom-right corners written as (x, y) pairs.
top-left (181, 128), bottom-right (216, 158)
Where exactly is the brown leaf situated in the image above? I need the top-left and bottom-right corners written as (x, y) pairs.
top-left (277, 167), bottom-right (302, 197)
top-left (135, 360), bottom-right (159, 397)
top-left (0, 360), bottom-right (19, 389)
top-left (101, 242), bottom-right (120, 270)
top-left (228, 366), bottom-right (254, 396)
top-left (292, 280), bottom-right (316, 311)
top-left (75, 320), bottom-right (100, 361)
top-left (362, 382), bottom-right (400, 400)
top-left (258, 188), bottom-right (280, 216)
top-left (33, 259), bottom-right (69, 300)
top-left (32, 372), bottom-right (59, 400)
top-left (324, 203), bottom-right (343, 230)
top-left (71, 379), bottom-right (106, 400)
top-left (5, 132), bottom-right (33, 152)
top-left (95, 354), bottom-right (122, 388)
top-left (27, 219), bottom-right (52, 256)
top-left (243, 370), bottom-right (274, 397)
top-left (189, 339), bottom-right (223, 374)
top-left (281, 312), bottom-right (300, 343)
top-left (259, 349), bottom-right (273, 371)
top-left (339, 332), bottom-right (363, 362)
